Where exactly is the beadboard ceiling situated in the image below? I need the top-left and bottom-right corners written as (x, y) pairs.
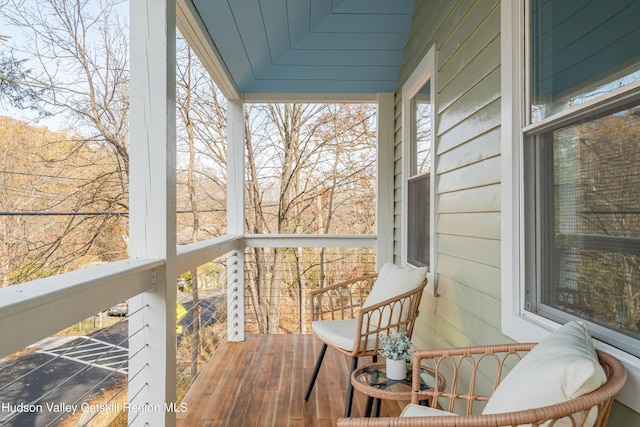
top-left (190, 0), bottom-right (415, 95)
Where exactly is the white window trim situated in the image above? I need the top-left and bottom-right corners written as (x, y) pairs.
top-left (501, 0), bottom-right (640, 411)
top-left (401, 44), bottom-right (438, 295)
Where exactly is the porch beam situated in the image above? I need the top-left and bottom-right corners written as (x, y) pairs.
top-left (129, 0), bottom-right (177, 425)
top-left (242, 92), bottom-right (379, 103)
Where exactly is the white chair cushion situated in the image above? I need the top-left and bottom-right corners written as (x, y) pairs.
top-left (312, 319), bottom-right (376, 352)
top-left (400, 404), bottom-right (455, 417)
top-left (482, 321), bottom-right (607, 427)
top-left (312, 264), bottom-right (427, 352)
top-left (362, 263), bottom-right (428, 308)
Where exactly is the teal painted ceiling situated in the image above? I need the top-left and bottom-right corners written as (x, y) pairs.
top-left (191, 0), bottom-right (415, 94)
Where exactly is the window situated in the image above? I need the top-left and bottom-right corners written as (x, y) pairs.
top-left (524, 1), bottom-right (640, 356)
top-left (407, 83), bottom-right (431, 268)
top-left (402, 45), bottom-right (436, 291)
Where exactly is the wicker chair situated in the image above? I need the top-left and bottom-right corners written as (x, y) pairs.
top-left (304, 264), bottom-right (428, 418)
top-left (337, 342), bottom-right (627, 427)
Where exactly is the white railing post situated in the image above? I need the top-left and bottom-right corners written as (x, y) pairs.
top-left (227, 99), bottom-right (246, 341)
top-left (129, 0), bottom-right (177, 425)
top-left (227, 251), bottom-right (245, 341)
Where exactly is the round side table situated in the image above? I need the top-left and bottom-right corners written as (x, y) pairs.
top-left (351, 362), bottom-right (444, 417)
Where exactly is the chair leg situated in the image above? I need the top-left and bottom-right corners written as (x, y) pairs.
top-left (344, 357), bottom-right (359, 418)
top-left (364, 396), bottom-right (373, 417)
top-left (372, 398), bottom-right (381, 417)
top-left (304, 343), bottom-right (328, 401)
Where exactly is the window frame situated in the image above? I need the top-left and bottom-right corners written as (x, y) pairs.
top-left (501, 0), bottom-right (640, 411)
top-left (401, 44), bottom-right (437, 295)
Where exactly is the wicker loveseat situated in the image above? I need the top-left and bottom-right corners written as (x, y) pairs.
top-left (337, 322), bottom-right (627, 427)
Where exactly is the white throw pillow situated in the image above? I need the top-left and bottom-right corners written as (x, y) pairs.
top-left (482, 321), bottom-right (607, 427)
top-left (360, 263), bottom-right (427, 333)
top-left (362, 263), bottom-right (427, 308)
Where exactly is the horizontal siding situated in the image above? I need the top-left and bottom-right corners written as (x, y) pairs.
top-left (438, 183), bottom-right (501, 213)
top-left (438, 7), bottom-right (501, 105)
top-left (413, 277), bottom-right (508, 348)
top-left (396, 3), bottom-right (640, 423)
top-left (438, 155), bottom-right (501, 194)
top-left (437, 0), bottom-right (501, 68)
top-left (438, 99), bottom-right (501, 154)
top-left (438, 60), bottom-right (500, 134)
top-left (437, 234), bottom-right (500, 268)
top-left (437, 212), bottom-right (500, 240)
top-left (394, 0), bottom-right (503, 357)
top-left (437, 127), bottom-right (500, 174)
top-left (437, 253), bottom-right (501, 300)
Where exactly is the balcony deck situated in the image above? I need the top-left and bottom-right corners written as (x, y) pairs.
top-left (177, 334), bottom-right (404, 426)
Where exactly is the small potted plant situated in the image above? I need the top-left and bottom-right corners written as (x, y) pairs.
top-left (379, 331), bottom-right (413, 380)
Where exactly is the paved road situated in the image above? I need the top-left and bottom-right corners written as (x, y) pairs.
top-left (0, 346), bottom-right (125, 426)
top-left (0, 322), bottom-right (128, 427)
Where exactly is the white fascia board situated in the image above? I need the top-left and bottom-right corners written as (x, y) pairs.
top-left (241, 92), bottom-right (379, 104)
top-left (177, 0), bottom-right (241, 100)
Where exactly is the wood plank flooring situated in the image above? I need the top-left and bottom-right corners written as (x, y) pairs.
top-left (177, 334), bottom-right (404, 427)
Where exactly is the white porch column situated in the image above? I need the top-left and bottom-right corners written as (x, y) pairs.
top-left (129, 0), bottom-right (177, 425)
top-left (377, 93), bottom-right (395, 267)
top-left (227, 99), bottom-right (246, 341)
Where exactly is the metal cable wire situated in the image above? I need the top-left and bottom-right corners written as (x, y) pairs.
top-left (74, 345), bottom-right (149, 427)
top-left (0, 305), bottom-right (142, 394)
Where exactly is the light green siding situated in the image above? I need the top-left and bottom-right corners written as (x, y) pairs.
top-left (395, 0), bottom-right (504, 351)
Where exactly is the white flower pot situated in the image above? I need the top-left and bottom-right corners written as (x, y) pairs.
top-left (386, 358), bottom-right (406, 380)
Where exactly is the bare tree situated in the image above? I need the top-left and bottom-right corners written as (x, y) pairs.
top-left (175, 34), bottom-right (229, 376)
top-left (0, 0), bottom-right (130, 281)
top-left (0, 116), bottom-right (126, 285)
top-left (244, 103), bottom-right (376, 333)
top-left (2, 0), bottom-right (129, 179)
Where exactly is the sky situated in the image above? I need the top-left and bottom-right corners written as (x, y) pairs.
top-left (0, 0), bottom-right (130, 130)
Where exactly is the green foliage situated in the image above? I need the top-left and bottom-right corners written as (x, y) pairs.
top-left (379, 332), bottom-right (413, 362)
top-left (0, 51), bottom-right (48, 116)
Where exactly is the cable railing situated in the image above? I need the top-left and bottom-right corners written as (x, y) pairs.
top-left (175, 258), bottom-right (229, 404)
top-left (0, 270), bottom-right (228, 426)
top-left (243, 244), bottom-right (376, 334)
top-left (0, 234), bottom-right (378, 425)
top-left (0, 236), bottom-right (241, 427)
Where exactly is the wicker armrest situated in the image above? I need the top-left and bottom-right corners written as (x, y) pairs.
top-left (309, 274), bottom-right (377, 321)
top-left (410, 343), bottom-right (535, 411)
top-left (337, 343), bottom-right (627, 427)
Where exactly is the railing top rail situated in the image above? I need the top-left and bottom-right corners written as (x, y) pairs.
top-left (0, 232), bottom-right (376, 358)
top-left (0, 258), bottom-right (163, 358)
top-left (176, 234), bottom-right (244, 273)
top-left (244, 234), bottom-right (377, 248)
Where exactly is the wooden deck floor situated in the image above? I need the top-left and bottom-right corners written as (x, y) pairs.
top-left (177, 334), bottom-right (404, 426)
